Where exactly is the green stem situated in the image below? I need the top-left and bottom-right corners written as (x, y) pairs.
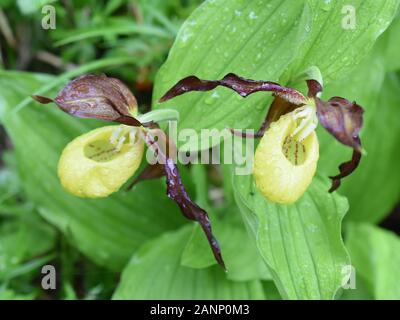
top-left (137, 109), bottom-right (179, 124)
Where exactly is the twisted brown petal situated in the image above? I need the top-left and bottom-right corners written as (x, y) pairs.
top-left (316, 97), bottom-right (364, 152)
top-left (140, 130), bottom-right (225, 269)
top-left (316, 97), bottom-right (364, 191)
top-left (306, 79), bottom-right (323, 98)
top-left (126, 163), bottom-right (165, 191)
top-left (164, 158), bottom-right (225, 269)
top-left (159, 73), bottom-right (307, 105)
top-left (329, 137), bottom-right (362, 192)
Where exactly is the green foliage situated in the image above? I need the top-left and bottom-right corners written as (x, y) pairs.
top-left (113, 226), bottom-right (266, 299)
top-left (0, 0), bottom-right (399, 301)
top-left (16, 0), bottom-right (57, 15)
top-left (0, 150), bottom-right (56, 298)
top-left (377, 15), bottom-right (400, 71)
top-left (346, 223), bottom-right (400, 299)
top-left (234, 174), bottom-right (349, 299)
top-left (181, 220), bottom-right (272, 282)
top-left (153, 0), bottom-right (399, 151)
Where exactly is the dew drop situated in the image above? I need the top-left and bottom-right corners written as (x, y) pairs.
top-left (249, 11), bottom-right (258, 20)
top-left (212, 91), bottom-right (220, 99)
top-left (321, 0), bottom-right (332, 11)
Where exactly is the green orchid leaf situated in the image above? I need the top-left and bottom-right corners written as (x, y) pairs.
top-left (263, 281), bottom-right (282, 300)
top-left (0, 70), bottom-right (185, 271)
top-left (153, 0), bottom-right (310, 150)
top-left (375, 15), bottom-right (400, 71)
top-left (233, 173), bottom-right (350, 300)
top-left (289, 0), bottom-right (399, 81)
top-left (113, 226), bottom-right (266, 299)
top-left (0, 217), bottom-right (56, 281)
top-left (346, 223), bottom-right (400, 299)
top-left (339, 273), bottom-right (374, 300)
top-left (153, 0), bottom-right (398, 151)
top-left (181, 221), bottom-right (271, 282)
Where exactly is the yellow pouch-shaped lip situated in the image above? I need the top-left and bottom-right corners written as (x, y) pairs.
top-left (253, 113), bottom-right (319, 204)
top-left (58, 125), bottom-right (144, 198)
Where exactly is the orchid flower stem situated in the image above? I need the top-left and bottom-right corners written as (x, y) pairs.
top-left (136, 109), bottom-right (180, 124)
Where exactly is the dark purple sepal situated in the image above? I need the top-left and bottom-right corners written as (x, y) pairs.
top-left (316, 97), bottom-right (364, 152)
top-left (33, 75), bottom-right (142, 127)
top-left (32, 95), bottom-right (54, 104)
top-left (126, 163), bottom-right (165, 191)
top-left (306, 79), bottom-right (323, 98)
top-left (329, 137), bottom-right (362, 192)
top-left (159, 73), bottom-right (307, 105)
top-left (164, 158), bottom-right (225, 270)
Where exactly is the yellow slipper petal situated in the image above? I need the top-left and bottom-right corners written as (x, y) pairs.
top-left (58, 125), bottom-right (144, 198)
top-left (253, 113), bottom-right (319, 204)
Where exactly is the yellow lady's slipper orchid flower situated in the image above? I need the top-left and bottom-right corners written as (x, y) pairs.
top-left (253, 109), bottom-right (319, 204)
top-left (33, 74), bottom-right (227, 269)
top-left (58, 125), bottom-right (144, 198)
top-left (160, 73), bottom-right (364, 203)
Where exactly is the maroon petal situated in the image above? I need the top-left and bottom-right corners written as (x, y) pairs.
top-left (114, 115), bottom-right (142, 127)
top-left (164, 158), bottom-right (225, 269)
top-left (329, 138), bottom-right (362, 192)
top-left (159, 73), bottom-right (307, 105)
top-left (32, 95), bottom-right (54, 104)
top-left (126, 164), bottom-right (165, 191)
top-left (265, 96), bottom-right (300, 128)
top-left (306, 79), bottom-right (323, 98)
top-left (316, 97), bottom-right (364, 152)
top-left (142, 130), bottom-right (225, 269)
top-left (33, 74), bottom-right (142, 127)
